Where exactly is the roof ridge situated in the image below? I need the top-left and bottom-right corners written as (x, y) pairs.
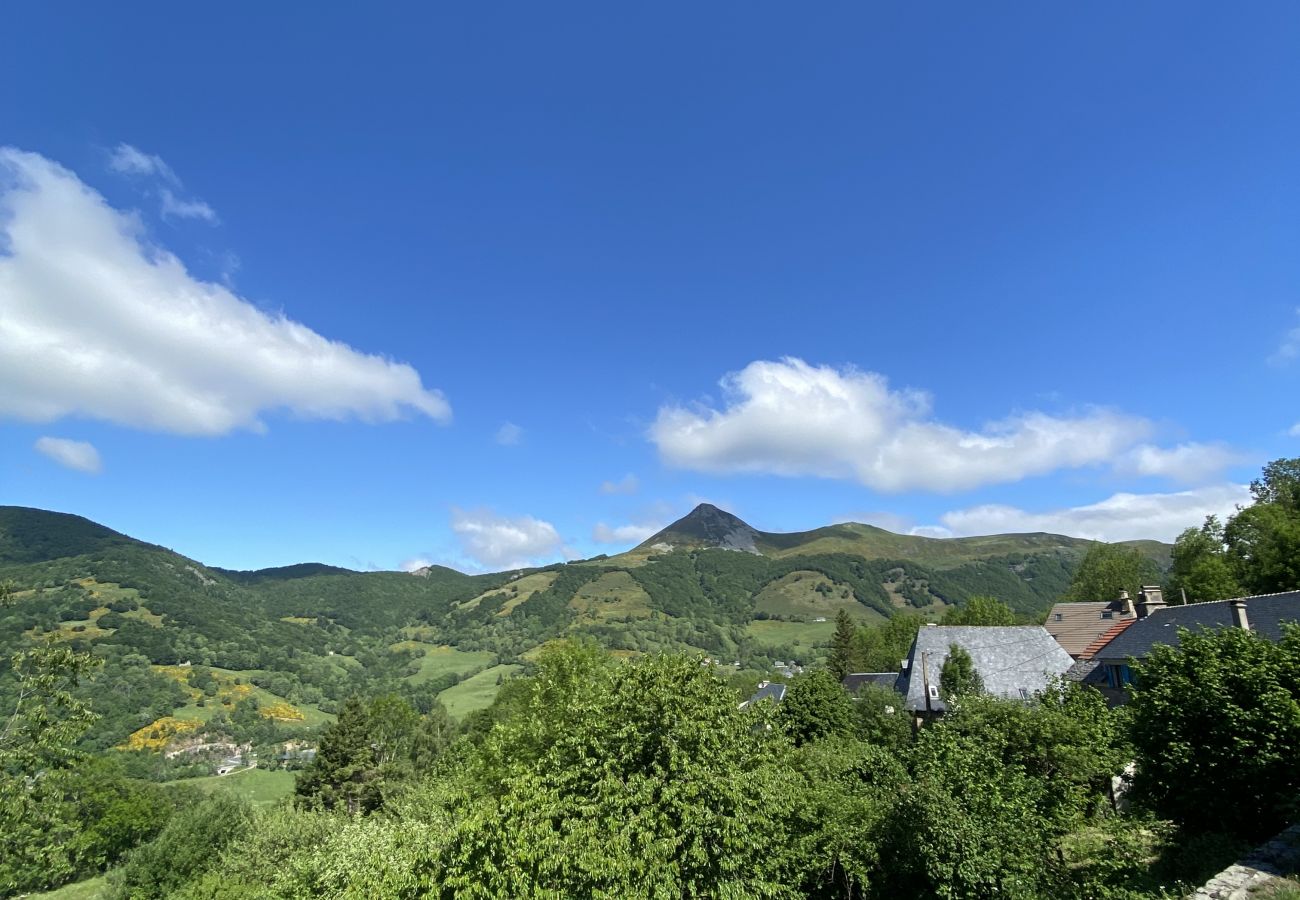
top-left (1150, 589), bottom-right (1300, 614)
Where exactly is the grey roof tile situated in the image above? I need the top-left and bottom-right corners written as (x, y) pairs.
top-left (899, 625), bottom-right (1075, 713)
top-left (1092, 591), bottom-right (1300, 663)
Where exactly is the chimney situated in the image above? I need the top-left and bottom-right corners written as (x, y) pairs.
top-left (1118, 590), bottom-right (1136, 618)
top-left (1230, 599), bottom-right (1250, 632)
top-left (1136, 585), bottom-right (1166, 619)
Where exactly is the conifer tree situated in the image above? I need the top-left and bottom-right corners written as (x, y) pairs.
top-left (828, 609), bottom-right (858, 682)
top-left (295, 696), bottom-right (379, 815)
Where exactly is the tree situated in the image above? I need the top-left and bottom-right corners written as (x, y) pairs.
top-left (294, 696), bottom-right (379, 815)
top-left (438, 654), bottom-right (804, 897)
top-left (828, 609), bottom-right (860, 681)
top-left (856, 613), bottom-right (923, 674)
top-left (779, 670), bottom-right (856, 745)
top-left (1224, 501), bottom-right (1300, 595)
top-left (876, 721), bottom-right (1055, 899)
top-left (943, 596), bottom-right (1016, 626)
top-left (939, 644), bottom-right (982, 700)
top-left (1249, 457), bottom-right (1300, 509)
top-left (1169, 516), bottom-right (1241, 602)
top-left (1128, 624), bottom-right (1300, 838)
top-left (109, 792), bottom-right (253, 899)
top-left (0, 640), bottom-right (104, 894)
top-left (1062, 543), bottom-right (1162, 604)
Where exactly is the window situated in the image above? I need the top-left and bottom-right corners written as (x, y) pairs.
top-left (1054, 613), bottom-right (1063, 621)
top-left (1102, 611), bottom-right (1114, 619)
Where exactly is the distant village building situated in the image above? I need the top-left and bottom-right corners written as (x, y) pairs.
top-left (739, 680), bottom-right (787, 709)
top-left (841, 672), bottom-right (901, 693)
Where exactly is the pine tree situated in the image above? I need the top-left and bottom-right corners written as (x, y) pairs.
top-left (828, 609), bottom-right (857, 682)
top-left (294, 696), bottom-right (378, 815)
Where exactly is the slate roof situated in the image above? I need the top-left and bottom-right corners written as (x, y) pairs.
top-left (740, 681), bottom-right (787, 708)
top-left (1043, 600), bottom-right (1135, 657)
top-left (1091, 591), bottom-right (1300, 663)
top-left (899, 625), bottom-right (1075, 713)
top-left (842, 672), bottom-right (902, 694)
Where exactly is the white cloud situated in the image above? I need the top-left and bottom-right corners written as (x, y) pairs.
top-left (931, 483), bottom-right (1251, 543)
top-left (1271, 308), bottom-right (1300, 366)
top-left (34, 436), bottom-right (102, 474)
top-left (1288, 422), bottom-right (1300, 438)
top-left (495, 422), bottom-right (523, 446)
top-left (108, 143), bottom-right (216, 223)
top-left (1115, 442), bottom-right (1242, 483)
top-left (651, 358), bottom-right (1159, 493)
top-left (0, 148), bottom-right (450, 435)
top-left (451, 508), bottom-right (564, 570)
top-left (399, 557), bottom-right (432, 573)
top-left (159, 188), bottom-right (217, 223)
top-left (108, 144), bottom-right (176, 183)
top-left (599, 473), bottom-right (639, 495)
top-left (592, 521), bottom-right (660, 544)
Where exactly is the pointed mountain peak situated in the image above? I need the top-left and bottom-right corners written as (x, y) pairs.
top-left (638, 503), bottom-right (762, 554)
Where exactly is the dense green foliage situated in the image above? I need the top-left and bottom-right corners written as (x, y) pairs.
top-left (1128, 624), bottom-right (1300, 838)
top-left (1171, 458), bottom-right (1300, 600)
top-left (26, 496), bottom-right (1300, 898)
top-left (1062, 543), bottom-right (1164, 604)
top-left (939, 644), bottom-right (982, 700)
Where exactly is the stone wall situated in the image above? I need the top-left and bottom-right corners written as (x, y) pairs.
top-left (1188, 823), bottom-right (1300, 899)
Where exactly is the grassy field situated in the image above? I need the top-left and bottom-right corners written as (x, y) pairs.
top-left (454, 571), bottom-right (557, 614)
top-left (397, 644), bottom-right (497, 685)
top-left (567, 571), bottom-right (653, 624)
top-left (438, 664), bottom-right (523, 718)
top-left (745, 618), bottom-right (841, 649)
top-left (25, 875), bottom-right (109, 899)
top-left (170, 766), bottom-right (296, 805)
top-left (753, 571), bottom-right (877, 619)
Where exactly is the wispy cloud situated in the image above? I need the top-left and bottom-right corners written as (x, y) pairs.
top-left (926, 483), bottom-right (1251, 543)
top-left (34, 436), bottom-right (102, 474)
top-left (1270, 308), bottom-right (1300, 366)
top-left (108, 143), bottom-right (177, 182)
top-left (109, 142), bottom-right (217, 223)
top-left (592, 521), bottom-right (661, 545)
top-left (159, 188), bottom-right (217, 223)
top-left (0, 148), bottom-right (450, 436)
top-left (599, 473), bottom-right (639, 495)
top-left (495, 422), bottom-right (523, 446)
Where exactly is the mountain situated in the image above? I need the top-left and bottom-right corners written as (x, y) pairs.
top-left (640, 503), bottom-right (762, 553)
top-left (633, 503), bottom-right (1167, 570)
top-left (0, 504), bottom-right (1173, 745)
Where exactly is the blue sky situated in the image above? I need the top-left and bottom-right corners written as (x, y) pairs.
top-left (2, 3), bottom-right (1298, 572)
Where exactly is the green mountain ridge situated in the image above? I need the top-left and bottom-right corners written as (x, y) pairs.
top-left (0, 503), bottom-right (1172, 750)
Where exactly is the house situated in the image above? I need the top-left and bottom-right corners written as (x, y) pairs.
top-left (841, 672), bottom-right (902, 693)
top-left (739, 680), bottom-right (787, 709)
top-left (898, 625), bottom-right (1075, 724)
top-left (1090, 587), bottom-right (1300, 693)
top-left (1044, 593), bottom-right (1137, 658)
